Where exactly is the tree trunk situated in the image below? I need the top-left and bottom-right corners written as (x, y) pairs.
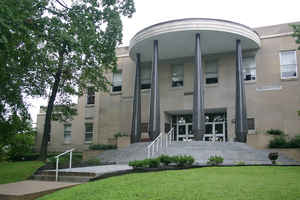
top-left (39, 49), bottom-right (65, 161)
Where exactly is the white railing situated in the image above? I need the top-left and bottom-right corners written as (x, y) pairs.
top-left (55, 148), bottom-right (75, 182)
top-left (146, 128), bottom-right (174, 158)
top-left (166, 128), bottom-right (174, 148)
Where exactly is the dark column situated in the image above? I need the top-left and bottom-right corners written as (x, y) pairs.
top-left (192, 33), bottom-right (205, 141)
top-left (149, 40), bottom-right (160, 140)
top-left (131, 53), bottom-right (141, 143)
top-left (235, 39), bottom-right (248, 143)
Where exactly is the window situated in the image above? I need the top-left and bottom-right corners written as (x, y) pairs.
top-left (171, 64), bottom-right (184, 87)
top-left (247, 118), bottom-right (255, 130)
top-left (112, 71), bottom-right (122, 92)
top-left (280, 50), bottom-right (298, 79)
top-left (87, 87), bottom-right (95, 105)
top-left (243, 57), bottom-right (256, 81)
top-left (85, 123), bottom-right (93, 142)
top-left (205, 61), bottom-right (218, 84)
top-left (141, 65), bottom-right (151, 89)
top-left (64, 124), bottom-right (72, 144)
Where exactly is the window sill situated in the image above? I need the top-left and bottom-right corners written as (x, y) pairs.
top-left (85, 104), bottom-right (95, 108)
top-left (280, 77), bottom-right (298, 81)
top-left (110, 91), bottom-right (122, 96)
top-left (205, 83), bottom-right (218, 87)
top-left (169, 86), bottom-right (184, 91)
top-left (84, 141), bottom-right (93, 144)
top-left (248, 130), bottom-right (256, 135)
top-left (244, 80), bottom-right (256, 85)
top-left (141, 89), bottom-right (151, 94)
top-left (63, 142), bottom-right (72, 145)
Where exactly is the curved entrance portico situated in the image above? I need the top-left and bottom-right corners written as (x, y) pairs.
top-left (129, 18), bottom-right (261, 143)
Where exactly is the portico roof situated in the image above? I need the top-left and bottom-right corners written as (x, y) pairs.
top-left (129, 18), bottom-right (261, 62)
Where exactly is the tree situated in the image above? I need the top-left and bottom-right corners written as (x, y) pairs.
top-left (36, 0), bottom-right (135, 160)
top-left (0, 0), bottom-right (47, 144)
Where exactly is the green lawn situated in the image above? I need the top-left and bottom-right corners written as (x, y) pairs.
top-left (38, 166), bottom-right (300, 200)
top-left (0, 161), bottom-right (44, 184)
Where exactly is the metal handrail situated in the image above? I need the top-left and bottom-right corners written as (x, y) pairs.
top-left (146, 128), bottom-right (174, 158)
top-left (166, 128), bottom-right (174, 148)
top-left (55, 148), bottom-right (75, 182)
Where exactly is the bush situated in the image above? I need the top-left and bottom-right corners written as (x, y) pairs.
top-left (148, 158), bottom-right (160, 168)
top-left (289, 135), bottom-right (300, 148)
top-left (173, 155), bottom-right (195, 167)
top-left (158, 154), bottom-right (173, 166)
top-left (269, 136), bottom-right (288, 148)
top-left (85, 158), bottom-right (101, 166)
top-left (266, 129), bottom-right (284, 136)
top-left (46, 154), bottom-right (82, 168)
top-left (207, 155), bottom-right (224, 166)
top-left (235, 161), bottom-right (246, 165)
top-left (89, 144), bottom-right (117, 150)
top-left (129, 160), bottom-right (149, 168)
top-left (114, 132), bottom-right (128, 138)
top-left (7, 134), bottom-right (35, 161)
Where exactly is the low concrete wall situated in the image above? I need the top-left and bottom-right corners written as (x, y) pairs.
top-left (247, 133), bottom-right (274, 149)
top-left (271, 148), bottom-right (300, 162)
top-left (82, 150), bottom-right (104, 161)
top-left (117, 137), bottom-right (130, 149)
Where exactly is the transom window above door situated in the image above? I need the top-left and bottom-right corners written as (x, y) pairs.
top-left (243, 57), bottom-right (256, 81)
top-left (171, 64), bottom-right (184, 87)
top-left (205, 60), bottom-right (218, 84)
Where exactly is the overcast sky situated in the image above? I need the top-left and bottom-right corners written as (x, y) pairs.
top-left (28, 0), bottom-right (300, 124)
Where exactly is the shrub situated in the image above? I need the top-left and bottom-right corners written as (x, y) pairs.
top-left (85, 158), bottom-right (101, 166)
top-left (207, 155), bottom-right (224, 166)
top-left (268, 152), bottom-right (279, 164)
top-left (173, 155), bottom-right (195, 167)
top-left (266, 129), bottom-right (284, 136)
top-left (235, 161), bottom-right (246, 165)
top-left (129, 160), bottom-right (149, 168)
top-left (158, 154), bottom-right (173, 166)
top-left (46, 154), bottom-right (82, 168)
top-left (148, 158), bottom-right (160, 168)
top-left (114, 132), bottom-right (128, 138)
top-left (289, 135), bottom-right (300, 148)
top-left (7, 134), bottom-right (35, 161)
top-left (269, 136), bottom-right (288, 148)
top-left (89, 144), bottom-right (117, 150)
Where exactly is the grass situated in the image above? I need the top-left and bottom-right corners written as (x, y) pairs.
top-left (0, 161), bottom-right (44, 184)
top-left (38, 166), bottom-right (300, 200)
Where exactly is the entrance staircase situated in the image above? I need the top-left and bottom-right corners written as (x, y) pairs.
top-left (97, 141), bottom-right (299, 165)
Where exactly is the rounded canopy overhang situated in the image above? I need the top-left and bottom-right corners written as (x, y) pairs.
top-left (129, 18), bottom-right (261, 62)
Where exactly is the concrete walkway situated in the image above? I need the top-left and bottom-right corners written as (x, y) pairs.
top-left (0, 180), bottom-right (80, 200)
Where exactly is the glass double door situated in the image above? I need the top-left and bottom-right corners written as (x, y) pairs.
top-left (204, 122), bottom-right (226, 142)
top-left (177, 123), bottom-right (193, 141)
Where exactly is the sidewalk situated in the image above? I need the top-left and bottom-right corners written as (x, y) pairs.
top-left (0, 180), bottom-right (80, 200)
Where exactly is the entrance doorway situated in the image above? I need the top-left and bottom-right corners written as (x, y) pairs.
top-left (171, 112), bottom-right (227, 142)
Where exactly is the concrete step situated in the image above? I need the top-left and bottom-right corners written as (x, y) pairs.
top-left (32, 174), bottom-right (92, 182)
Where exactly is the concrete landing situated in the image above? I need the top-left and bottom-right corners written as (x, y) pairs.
top-left (0, 180), bottom-right (80, 200)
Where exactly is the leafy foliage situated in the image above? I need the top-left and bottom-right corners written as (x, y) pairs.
top-left (207, 155), bottom-right (224, 165)
top-left (0, 0), bottom-right (47, 143)
top-left (89, 144), bottom-right (117, 150)
top-left (291, 24), bottom-right (300, 50)
top-left (266, 129), bottom-right (284, 136)
top-left (129, 155), bottom-right (195, 169)
top-left (269, 135), bottom-right (300, 148)
top-left (36, 0), bottom-right (135, 160)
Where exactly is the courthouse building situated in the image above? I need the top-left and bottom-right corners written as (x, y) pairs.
top-left (36, 18), bottom-right (300, 151)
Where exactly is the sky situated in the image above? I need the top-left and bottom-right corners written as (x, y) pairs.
top-left (28, 0), bottom-right (300, 124)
